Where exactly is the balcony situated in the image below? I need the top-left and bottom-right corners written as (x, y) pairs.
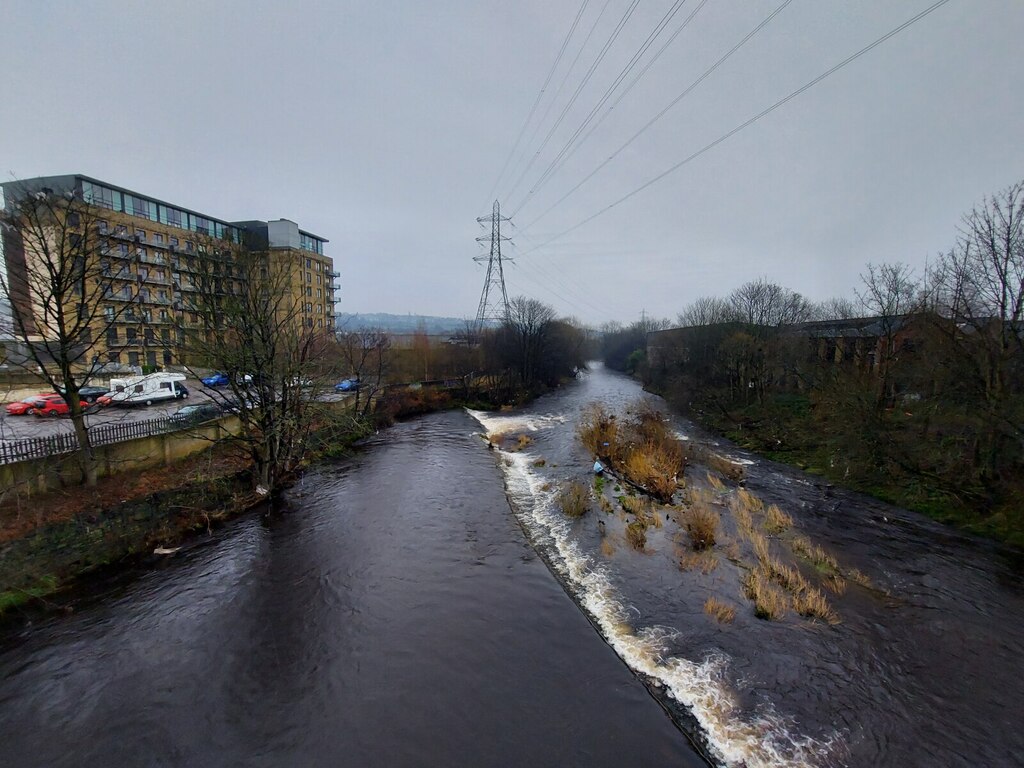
top-left (326, 270), bottom-right (341, 279)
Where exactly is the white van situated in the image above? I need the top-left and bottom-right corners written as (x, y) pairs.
top-left (108, 372), bottom-right (189, 407)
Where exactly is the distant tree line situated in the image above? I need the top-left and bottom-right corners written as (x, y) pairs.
top-left (606, 179), bottom-right (1024, 545)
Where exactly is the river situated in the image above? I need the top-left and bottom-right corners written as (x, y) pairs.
top-left (1, 364), bottom-right (1022, 767)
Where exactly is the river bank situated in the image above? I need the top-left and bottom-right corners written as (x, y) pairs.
top-left (0, 379), bottom-right (571, 620)
top-left (647, 385), bottom-right (1024, 550)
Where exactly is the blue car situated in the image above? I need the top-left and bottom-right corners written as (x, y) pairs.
top-left (202, 372), bottom-right (230, 387)
top-left (335, 378), bottom-right (360, 392)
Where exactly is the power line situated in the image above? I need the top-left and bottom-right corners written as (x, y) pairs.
top-left (502, 0), bottom-right (640, 206)
top-left (519, 0), bottom-right (952, 254)
top-left (518, 0), bottom-right (792, 235)
top-left (498, 0), bottom-right (614, 206)
top-left (481, 0), bottom-right (590, 212)
top-left (511, 0), bottom-right (710, 217)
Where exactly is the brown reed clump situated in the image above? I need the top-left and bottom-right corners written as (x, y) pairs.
top-left (764, 504), bottom-right (793, 534)
top-left (625, 519), bottom-right (648, 550)
top-left (743, 568), bottom-right (788, 621)
top-left (736, 488), bottom-right (765, 514)
top-left (680, 550), bottom-right (719, 574)
top-left (557, 481), bottom-right (589, 519)
top-left (619, 494), bottom-right (648, 517)
top-left (600, 538), bottom-right (615, 557)
top-left (686, 505), bottom-right (719, 551)
top-left (682, 442), bottom-right (746, 481)
top-left (706, 473), bottom-right (726, 493)
top-left (846, 567), bottom-right (874, 589)
top-left (793, 586), bottom-right (840, 625)
top-left (515, 434), bottom-right (532, 450)
top-left (824, 574), bottom-right (848, 595)
top-left (761, 555), bottom-right (810, 595)
top-left (703, 596), bottom-right (736, 624)
top-left (622, 442), bottom-right (683, 502)
top-left (748, 529), bottom-right (771, 563)
top-left (578, 403), bottom-right (619, 459)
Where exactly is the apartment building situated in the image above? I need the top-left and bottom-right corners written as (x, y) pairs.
top-left (0, 174), bottom-right (339, 369)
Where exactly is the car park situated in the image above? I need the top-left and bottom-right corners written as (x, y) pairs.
top-left (5, 393), bottom-right (59, 416)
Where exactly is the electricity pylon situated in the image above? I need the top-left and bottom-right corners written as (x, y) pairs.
top-left (474, 200), bottom-right (513, 327)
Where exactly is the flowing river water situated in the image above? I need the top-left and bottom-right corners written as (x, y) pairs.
top-left (1, 364), bottom-right (1022, 767)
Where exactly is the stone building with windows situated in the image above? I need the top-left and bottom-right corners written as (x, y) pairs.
top-left (0, 175), bottom-right (339, 369)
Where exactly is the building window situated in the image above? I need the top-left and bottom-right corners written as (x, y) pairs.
top-left (161, 328), bottom-right (170, 342)
top-left (108, 351), bottom-right (120, 364)
top-left (306, 318), bottom-right (313, 328)
top-left (316, 274), bottom-right (322, 285)
top-left (163, 351), bottom-right (173, 365)
top-left (306, 272), bottom-right (312, 283)
top-left (160, 309), bottom-right (169, 321)
top-left (158, 290), bottom-right (168, 301)
top-left (317, 318), bottom-right (323, 327)
top-left (107, 328), bottom-right (118, 345)
top-left (316, 289), bottom-right (322, 299)
top-left (185, 240), bottom-right (194, 252)
top-left (166, 208), bottom-right (183, 228)
top-left (169, 236), bottom-right (179, 247)
top-left (153, 233), bottom-right (164, 245)
top-left (131, 196), bottom-right (151, 219)
top-left (126, 328), bottom-right (138, 343)
top-left (135, 229), bottom-right (146, 241)
top-left (306, 287), bottom-right (312, 297)
top-left (115, 224), bottom-right (128, 236)
top-left (128, 352), bottom-right (140, 366)
top-left (97, 220), bottom-right (108, 234)
top-left (194, 216), bottom-right (211, 235)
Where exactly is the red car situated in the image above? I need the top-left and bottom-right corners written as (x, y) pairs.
top-left (29, 397), bottom-right (89, 417)
top-left (5, 393), bottom-right (61, 416)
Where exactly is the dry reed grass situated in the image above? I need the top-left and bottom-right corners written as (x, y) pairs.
top-left (578, 403), bottom-right (619, 458)
top-left (532, 457), bottom-right (546, 467)
top-left (703, 596), bottom-right (735, 624)
top-left (824, 574), bottom-right (848, 595)
top-left (598, 496), bottom-right (614, 515)
top-left (792, 535), bottom-right (839, 573)
top-left (515, 434), bottom-right (532, 450)
top-left (730, 495), bottom-right (755, 535)
top-left (793, 586), bottom-right (840, 624)
top-left (680, 550), bottom-right (719, 573)
top-left (622, 442), bottom-right (683, 502)
top-left (736, 488), bottom-right (765, 514)
top-left (748, 530), bottom-right (771, 563)
top-left (557, 481), bottom-right (589, 519)
top-left (761, 555), bottom-right (810, 595)
top-left (686, 505), bottom-right (719, 551)
top-left (743, 568), bottom-right (788, 620)
top-left (625, 519), bottom-right (648, 550)
top-left (600, 538), bottom-right (615, 556)
top-left (706, 473), bottom-right (726, 493)
top-left (846, 568), bottom-right (874, 588)
top-left (619, 494), bottom-right (647, 517)
top-left (764, 504), bottom-right (793, 534)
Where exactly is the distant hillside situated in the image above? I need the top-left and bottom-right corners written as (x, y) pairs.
top-left (337, 313), bottom-right (472, 335)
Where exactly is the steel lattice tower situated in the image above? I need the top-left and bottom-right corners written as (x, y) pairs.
top-left (474, 200), bottom-right (513, 327)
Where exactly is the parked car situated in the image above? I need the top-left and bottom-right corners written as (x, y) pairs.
top-left (5, 393), bottom-right (59, 416)
top-left (57, 385), bottom-right (111, 404)
top-left (201, 372), bottom-right (230, 387)
top-left (109, 373), bottom-right (189, 406)
top-left (335, 378), bottom-right (360, 392)
top-left (30, 397), bottom-right (89, 417)
top-left (169, 402), bottom-right (223, 426)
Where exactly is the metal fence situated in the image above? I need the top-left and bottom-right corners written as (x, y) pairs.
top-left (0, 415), bottom-right (179, 466)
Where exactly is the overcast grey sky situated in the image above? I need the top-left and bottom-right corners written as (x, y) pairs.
top-left (2, 1), bottom-right (1021, 325)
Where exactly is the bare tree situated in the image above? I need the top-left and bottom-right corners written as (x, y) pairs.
top-left (812, 296), bottom-right (859, 321)
top-left (337, 327), bottom-right (392, 416)
top-left (677, 295), bottom-right (737, 327)
top-left (180, 240), bottom-right (335, 493)
top-left (0, 182), bottom-right (140, 485)
top-left (856, 262), bottom-right (919, 408)
top-left (729, 278), bottom-right (813, 328)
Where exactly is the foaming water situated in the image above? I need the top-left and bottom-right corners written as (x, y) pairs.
top-left (470, 408), bottom-right (835, 768)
